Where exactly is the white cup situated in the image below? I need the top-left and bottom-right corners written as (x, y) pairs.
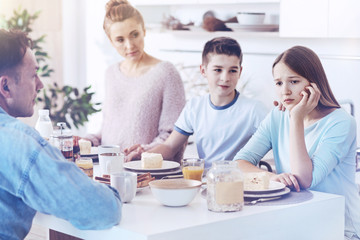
top-left (98, 145), bottom-right (121, 155)
top-left (110, 171), bottom-right (137, 203)
top-left (99, 152), bottom-right (124, 176)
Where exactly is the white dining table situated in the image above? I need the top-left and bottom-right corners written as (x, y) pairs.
top-left (33, 185), bottom-right (345, 240)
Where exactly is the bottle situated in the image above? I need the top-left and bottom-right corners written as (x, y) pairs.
top-left (206, 160), bottom-right (244, 212)
top-left (52, 122), bottom-right (74, 162)
top-left (35, 109), bottom-right (53, 141)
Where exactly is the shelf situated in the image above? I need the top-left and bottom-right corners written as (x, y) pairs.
top-left (133, 0), bottom-right (280, 6)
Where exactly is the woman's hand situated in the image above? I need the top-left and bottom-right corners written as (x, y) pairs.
top-left (123, 144), bottom-right (144, 162)
top-left (290, 83), bottom-right (321, 120)
top-left (273, 101), bottom-right (286, 111)
top-left (270, 172), bottom-right (300, 192)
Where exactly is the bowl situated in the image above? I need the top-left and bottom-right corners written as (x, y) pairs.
top-left (237, 12), bottom-right (265, 25)
top-left (149, 179), bottom-right (202, 207)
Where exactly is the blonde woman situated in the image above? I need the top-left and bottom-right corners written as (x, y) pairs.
top-left (85, 0), bottom-right (185, 161)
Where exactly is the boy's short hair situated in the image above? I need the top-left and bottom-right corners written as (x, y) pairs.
top-left (202, 37), bottom-right (243, 66)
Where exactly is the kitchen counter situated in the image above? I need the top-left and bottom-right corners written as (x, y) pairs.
top-left (33, 188), bottom-right (344, 240)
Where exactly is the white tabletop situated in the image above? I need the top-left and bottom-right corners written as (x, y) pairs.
top-left (34, 187), bottom-right (345, 240)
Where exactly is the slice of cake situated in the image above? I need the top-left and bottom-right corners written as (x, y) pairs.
top-left (79, 139), bottom-right (92, 155)
top-left (141, 152), bottom-right (163, 169)
top-left (244, 172), bottom-right (270, 191)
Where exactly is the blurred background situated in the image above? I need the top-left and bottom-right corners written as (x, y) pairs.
top-left (1, 0), bottom-right (360, 139)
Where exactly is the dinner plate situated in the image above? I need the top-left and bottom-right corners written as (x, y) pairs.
top-left (244, 187), bottom-right (291, 199)
top-left (123, 160), bottom-right (180, 172)
top-left (244, 181), bottom-right (285, 194)
top-left (126, 167), bottom-right (182, 177)
top-left (201, 187), bottom-right (291, 199)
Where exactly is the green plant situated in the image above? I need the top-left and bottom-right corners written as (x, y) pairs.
top-left (1, 6), bottom-right (101, 129)
top-left (37, 83), bottom-right (101, 129)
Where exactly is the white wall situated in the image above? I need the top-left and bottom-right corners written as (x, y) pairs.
top-left (62, 1), bottom-right (360, 139)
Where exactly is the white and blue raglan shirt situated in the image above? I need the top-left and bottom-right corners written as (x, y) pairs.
top-left (175, 90), bottom-right (268, 169)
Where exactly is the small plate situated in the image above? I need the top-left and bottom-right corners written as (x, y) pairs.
top-left (244, 181), bottom-right (285, 194)
top-left (80, 147), bottom-right (98, 157)
top-left (137, 186), bottom-right (149, 193)
top-left (123, 160), bottom-right (180, 172)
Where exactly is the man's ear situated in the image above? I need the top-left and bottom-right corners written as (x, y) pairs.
top-left (0, 76), bottom-right (11, 98)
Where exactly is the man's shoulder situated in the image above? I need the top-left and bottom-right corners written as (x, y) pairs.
top-left (0, 114), bottom-right (46, 146)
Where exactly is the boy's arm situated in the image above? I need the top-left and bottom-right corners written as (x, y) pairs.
top-left (147, 131), bottom-right (189, 161)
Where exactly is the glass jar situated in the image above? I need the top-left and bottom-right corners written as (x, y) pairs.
top-left (51, 122), bottom-right (73, 162)
top-left (206, 160), bottom-right (244, 212)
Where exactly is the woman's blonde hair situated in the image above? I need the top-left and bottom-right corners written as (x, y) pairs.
top-left (273, 46), bottom-right (340, 110)
top-left (103, 0), bottom-right (145, 37)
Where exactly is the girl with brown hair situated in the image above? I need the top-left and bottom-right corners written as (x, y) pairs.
top-left (235, 46), bottom-right (360, 239)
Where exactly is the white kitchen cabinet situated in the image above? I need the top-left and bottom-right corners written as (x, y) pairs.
top-left (328, 0), bottom-right (360, 38)
top-left (280, 0), bottom-right (360, 38)
top-left (279, 0), bottom-right (328, 38)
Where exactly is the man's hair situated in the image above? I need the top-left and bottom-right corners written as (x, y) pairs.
top-left (0, 29), bottom-right (33, 82)
top-left (202, 37), bottom-right (243, 66)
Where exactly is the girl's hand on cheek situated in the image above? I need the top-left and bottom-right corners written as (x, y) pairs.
top-left (290, 83), bottom-right (321, 119)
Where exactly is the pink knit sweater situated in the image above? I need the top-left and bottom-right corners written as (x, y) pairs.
top-left (86, 61), bottom-right (185, 151)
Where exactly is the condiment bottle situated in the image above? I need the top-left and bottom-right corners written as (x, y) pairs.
top-left (35, 109), bottom-right (53, 141)
top-left (206, 160), bottom-right (244, 212)
top-left (51, 122), bottom-right (74, 162)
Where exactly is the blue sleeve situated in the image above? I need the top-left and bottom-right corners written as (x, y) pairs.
top-left (310, 117), bottom-right (357, 187)
top-left (233, 110), bottom-right (273, 165)
top-left (18, 134), bottom-right (122, 230)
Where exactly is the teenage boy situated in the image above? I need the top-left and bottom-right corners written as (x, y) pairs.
top-left (0, 29), bottom-right (121, 239)
top-left (148, 37), bottom-right (268, 168)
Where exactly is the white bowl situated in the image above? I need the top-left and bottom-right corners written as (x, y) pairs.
top-left (149, 179), bottom-right (202, 207)
top-left (237, 12), bottom-right (265, 25)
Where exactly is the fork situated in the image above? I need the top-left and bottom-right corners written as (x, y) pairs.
top-left (245, 196), bottom-right (281, 205)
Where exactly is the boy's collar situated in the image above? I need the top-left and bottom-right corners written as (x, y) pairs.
top-left (209, 90), bottom-right (239, 110)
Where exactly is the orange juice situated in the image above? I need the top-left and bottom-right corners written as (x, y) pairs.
top-left (76, 158), bottom-right (93, 178)
top-left (182, 166), bottom-right (204, 181)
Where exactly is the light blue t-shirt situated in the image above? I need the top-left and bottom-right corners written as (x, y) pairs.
top-left (0, 107), bottom-right (122, 240)
top-left (175, 91), bottom-right (268, 168)
top-left (234, 108), bottom-right (360, 236)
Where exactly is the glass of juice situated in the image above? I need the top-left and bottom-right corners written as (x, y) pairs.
top-left (181, 158), bottom-right (205, 181)
top-left (76, 157), bottom-right (93, 178)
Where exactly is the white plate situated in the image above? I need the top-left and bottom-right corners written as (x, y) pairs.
top-left (225, 23), bottom-right (279, 32)
top-left (137, 186), bottom-right (149, 193)
top-left (80, 147), bottom-right (98, 157)
top-left (123, 160), bottom-right (180, 172)
top-left (244, 187), bottom-right (291, 199)
top-left (200, 187), bottom-right (291, 199)
top-left (244, 181), bottom-right (285, 194)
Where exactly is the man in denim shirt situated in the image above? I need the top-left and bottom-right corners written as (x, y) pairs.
top-left (0, 29), bottom-right (122, 240)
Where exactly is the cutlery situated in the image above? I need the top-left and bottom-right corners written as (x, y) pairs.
top-left (245, 196), bottom-right (281, 205)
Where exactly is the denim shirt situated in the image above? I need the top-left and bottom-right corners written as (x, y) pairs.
top-left (0, 107), bottom-right (122, 240)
